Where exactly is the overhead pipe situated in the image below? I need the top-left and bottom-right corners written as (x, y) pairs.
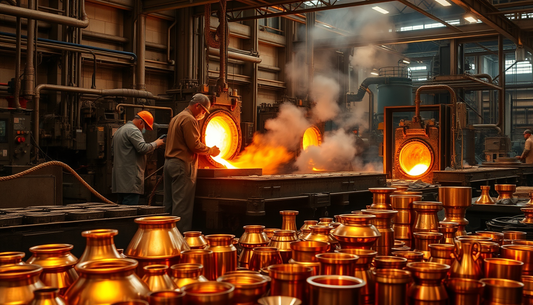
top-left (13, 13), bottom-right (21, 108)
top-left (23, 0), bottom-right (35, 97)
top-left (498, 35), bottom-right (506, 135)
top-left (208, 47), bottom-right (262, 63)
top-left (136, 13), bottom-right (146, 90)
top-left (167, 19), bottom-right (176, 65)
top-left (115, 103), bottom-right (173, 117)
top-left (350, 77), bottom-right (391, 101)
top-left (0, 0), bottom-right (88, 28)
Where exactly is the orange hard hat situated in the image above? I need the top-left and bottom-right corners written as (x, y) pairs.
top-left (137, 110), bottom-right (154, 130)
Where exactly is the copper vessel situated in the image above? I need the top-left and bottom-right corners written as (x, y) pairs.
top-left (298, 229), bottom-right (311, 241)
top-left (438, 222), bottom-right (458, 245)
top-left (336, 248), bottom-right (376, 305)
top-left (181, 281), bottom-right (234, 305)
top-left (480, 278), bottom-right (523, 305)
top-left (429, 244), bottom-right (455, 266)
top-left (501, 245), bottom-right (533, 275)
top-left (361, 209), bottom-right (397, 255)
top-left (0, 251), bottom-right (26, 266)
top-left (439, 186), bottom-right (472, 236)
top-left (65, 258), bottom-right (150, 305)
top-left (287, 259), bottom-right (321, 276)
top-left (483, 258), bottom-right (523, 281)
top-left (369, 187), bottom-right (396, 209)
top-left (475, 185), bottom-right (495, 205)
top-left (141, 264), bottom-right (177, 292)
top-left (264, 228), bottom-right (279, 240)
top-left (390, 194), bottom-right (422, 248)
top-left (374, 269), bottom-right (412, 305)
top-left (316, 253), bottom-right (358, 276)
top-left (476, 241), bottom-right (500, 270)
top-left (180, 249), bottom-right (214, 280)
top-left (217, 273), bottom-right (269, 305)
top-left (317, 217), bottom-right (333, 227)
top-left (301, 225), bottom-right (339, 252)
top-left (475, 231), bottom-right (504, 245)
top-left (0, 264), bottom-right (44, 304)
top-left (183, 231), bottom-right (208, 249)
top-left (522, 208), bottom-right (533, 224)
top-left (205, 234), bottom-right (237, 279)
top-left (290, 241), bottom-right (328, 262)
top-left (393, 184), bottom-right (410, 192)
top-left (446, 278), bottom-right (484, 305)
top-left (495, 184), bottom-right (516, 202)
top-left (268, 230), bottom-right (297, 263)
top-left (249, 247), bottom-right (283, 272)
top-left (257, 296), bottom-right (301, 305)
top-left (238, 225), bottom-right (269, 269)
top-left (126, 216), bottom-right (188, 277)
top-left (170, 263), bottom-right (208, 289)
top-left (527, 191), bottom-right (533, 206)
top-left (374, 255), bottom-right (408, 270)
top-left (78, 229), bottom-right (122, 264)
top-left (413, 232), bottom-right (443, 261)
top-left (503, 230), bottom-right (527, 240)
top-left (26, 244), bottom-right (79, 296)
top-left (523, 275), bottom-right (533, 305)
top-left (332, 214), bottom-right (381, 249)
top-left (412, 201), bottom-right (443, 233)
top-left (307, 275), bottom-right (365, 305)
top-left (406, 262), bottom-right (450, 305)
top-left (280, 210), bottom-right (299, 233)
top-left (450, 238), bottom-right (483, 280)
top-left (111, 301), bottom-right (148, 305)
top-left (30, 287), bottom-right (67, 305)
top-left (393, 251), bottom-right (425, 263)
top-left (268, 264), bottom-right (312, 302)
top-left (148, 291), bottom-right (184, 305)
top-left (513, 239), bottom-right (533, 246)
top-left (299, 220), bottom-right (318, 239)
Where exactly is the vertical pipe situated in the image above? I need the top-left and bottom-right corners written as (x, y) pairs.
top-left (24, 0), bottom-right (36, 97)
top-left (306, 12), bottom-right (315, 91)
top-left (366, 88), bottom-right (374, 131)
top-left (14, 15), bottom-right (21, 109)
top-left (136, 13), bottom-right (146, 90)
top-left (498, 35), bottom-right (505, 135)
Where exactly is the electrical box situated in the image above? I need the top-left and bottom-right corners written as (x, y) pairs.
top-left (0, 109), bottom-right (32, 166)
top-left (484, 136), bottom-right (511, 162)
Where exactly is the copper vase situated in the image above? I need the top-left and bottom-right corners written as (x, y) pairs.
top-left (332, 214), bottom-right (381, 249)
top-left (268, 230), bottom-right (298, 263)
top-left (30, 287), bottom-right (66, 305)
top-left (446, 278), bottom-right (484, 305)
top-left (267, 264), bottom-right (312, 302)
top-left (503, 230), bottom-right (527, 240)
top-left (181, 281), bottom-right (234, 305)
top-left (438, 222), bottom-right (458, 245)
top-left (522, 208), bottom-right (533, 224)
top-left (361, 209), bottom-right (397, 255)
top-left (336, 248), bottom-right (376, 305)
top-left (180, 249), bottom-right (214, 281)
top-left (374, 255), bottom-right (408, 270)
top-left (205, 234), bottom-right (237, 279)
top-left (369, 187), bottom-right (396, 209)
top-left (317, 217), bottom-right (333, 227)
top-left (439, 186), bottom-right (472, 236)
top-left (217, 273), bottom-right (269, 305)
top-left (450, 239), bottom-right (483, 280)
top-left (290, 240), bottom-right (329, 262)
top-left (0, 252), bottom-right (26, 266)
top-left (299, 220), bottom-right (318, 239)
top-left (483, 258), bottom-right (523, 281)
top-left (307, 275), bottom-right (365, 305)
top-left (0, 264), bottom-right (44, 304)
top-left (501, 245), bottom-right (533, 276)
top-left (65, 258), bottom-right (150, 305)
top-left (249, 247), bottom-right (283, 272)
top-left (26, 244), bottom-right (79, 296)
top-left (429, 244), bottom-right (455, 267)
top-left (280, 210), bottom-right (299, 233)
top-left (238, 225), bottom-right (269, 269)
top-left (148, 291), bottom-right (184, 305)
top-left (78, 229), bottom-right (122, 264)
top-left (480, 278), bottom-right (523, 305)
top-left (390, 194), bottom-right (422, 248)
top-left (301, 225), bottom-right (339, 252)
top-left (407, 262), bottom-right (450, 305)
top-left (170, 263), bottom-right (208, 289)
top-left (495, 184), bottom-right (516, 202)
top-left (375, 269), bottom-right (412, 305)
top-left (413, 232), bottom-right (443, 261)
top-left (412, 201), bottom-right (443, 233)
top-left (393, 250), bottom-right (425, 263)
top-left (257, 296), bottom-right (302, 305)
top-left (475, 185), bottom-right (495, 205)
top-left (183, 231), bottom-right (208, 249)
top-left (316, 253), bottom-right (358, 276)
top-left (141, 264), bottom-right (177, 292)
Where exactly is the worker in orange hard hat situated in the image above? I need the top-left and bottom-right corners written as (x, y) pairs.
top-left (111, 110), bottom-right (165, 205)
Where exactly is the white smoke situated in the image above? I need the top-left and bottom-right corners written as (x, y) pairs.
top-left (310, 75), bottom-right (340, 123)
top-left (263, 102), bottom-right (311, 150)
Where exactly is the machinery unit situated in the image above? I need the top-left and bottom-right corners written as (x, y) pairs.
top-left (0, 109), bottom-right (32, 166)
top-left (484, 136), bottom-right (512, 162)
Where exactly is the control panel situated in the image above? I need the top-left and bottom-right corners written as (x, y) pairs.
top-left (0, 110), bottom-right (32, 165)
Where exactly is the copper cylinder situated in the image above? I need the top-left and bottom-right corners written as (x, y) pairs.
top-left (0, 264), bottom-right (44, 304)
top-left (307, 275), bottom-right (365, 305)
top-left (238, 225), bottom-right (269, 269)
top-left (112, 301), bottom-right (148, 305)
top-left (501, 245), bottom-right (533, 275)
top-left (439, 222), bottom-right (458, 245)
top-left (477, 241), bottom-right (501, 271)
top-left (301, 225), bottom-right (339, 252)
top-left (180, 249), bottom-right (214, 280)
top-left (141, 264), bottom-right (177, 292)
top-left (299, 220), bottom-right (318, 239)
top-left (280, 210), bottom-right (299, 233)
top-left (412, 201), bottom-right (443, 233)
top-left (290, 241), bottom-right (328, 262)
top-left (475, 185), bottom-right (495, 205)
top-left (475, 231), bottom-right (504, 245)
top-left (268, 264), bottom-right (312, 302)
top-left (148, 290), bottom-right (184, 305)
top-left (65, 258), bottom-right (150, 305)
top-left (287, 259), bottom-right (321, 276)
top-left (316, 253), bottom-right (358, 276)
top-left (257, 296), bottom-right (302, 305)
top-left (268, 230), bottom-right (297, 263)
top-left (264, 228), bottom-right (279, 240)
top-left (217, 273), bottom-right (269, 305)
top-left (514, 239), bottom-right (533, 246)
top-left (413, 232), bottom-right (443, 261)
top-left (126, 216), bottom-right (188, 277)
top-left (0, 251), bottom-right (26, 266)
top-left (390, 194), bottom-right (422, 248)
top-left (484, 258), bottom-right (524, 281)
top-left (374, 256), bottom-right (407, 270)
top-left (332, 214), bottom-right (380, 249)
top-left (480, 278), bottom-right (523, 305)
top-left (503, 231), bottom-right (527, 240)
top-left (495, 184), bottom-right (516, 201)
top-left (527, 191), bottom-right (533, 206)
top-left (181, 281), bottom-right (234, 305)
top-left (78, 229), bottom-right (122, 264)
top-left (318, 217), bottom-right (333, 227)
top-left (249, 247), bottom-right (283, 272)
top-left (361, 209), bottom-right (397, 255)
top-left (392, 184), bottom-right (409, 193)
top-left (374, 269), bottom-right (412, 305)
top-left (336, 248), bottom-right (376, 305)
top-left (170, 263), bottom-right (208, 289)
top-left (523, 275), bottom-right (533, 305)
top-left (450, 238), bottom-right (483, 280)
top-left (205, 234), bottom-right (237, 279)
top-left (369, 187), bottom-right (396, 209)
top-left (439, 186), bottom-right (472, 236)
top-left (446, 278), bottom-right (484, 305)
top-left (429, 244), bottom-right (455, 267)
top-left (406, 262), bottom-right (450, 305)
top-left (392, 251), bottom-right (425, 263)
top-left (30, 287), bottom-right (66, 305)
top-left (183, 231), bottom-right (208, 249)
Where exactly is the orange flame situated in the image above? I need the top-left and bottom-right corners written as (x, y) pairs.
top-left (399, 141), bottom-right (432, 177)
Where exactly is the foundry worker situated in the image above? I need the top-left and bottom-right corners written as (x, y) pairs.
top-left (163, 93), bottom-right (220, 232)
top-left (518, 129), bottom-right (533, 164)
top-left (112, 110), bottom-right (165, 205)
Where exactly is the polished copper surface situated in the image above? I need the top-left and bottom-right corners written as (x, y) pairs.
top-left (183, 231), bottom-right (208, 249)
top-left (374, 269), bottom-right (412, 305)
top-left (527, 191), bottom-right (533, 206)
top-left (477, 241), bottom-right (501, 271)
top-left (78, 229), bottom-right (122, 264)
top-left (0, 264), bottom-right (44, 305)
top-left (65, 258), bottom-right (150, 305)
top-left (316, 253), bottom-right (358, 276)
top-left (317, 217), bottom-right (333, 227)
top-left (413, 232), bottom-right (443, 261)
top-left (257, 296), bottom-right (302, 305)
top-left (111, 301), bottom-right (148, 305)
top-left (307, 275), bottom-right (365, 305)
top-left (392, 184), bottom-right (410, 193)
top-left (513, 239), bottom-right (533, 246)
top-left (457, 235), bottom-right (492, 242)
top-left (298, 220), bottom-right (318, 239)
top-left (249, 247), bottom-right (283, 272)
top-left (264, 228), bottom-right (279, 240)
top-left (475, 231), bottom-right (504, 245)
top-left (141, 264), bottom-right (177, 292)
top-left (429, 244), bottom-right (455, 266)
top-left (390, 194), bottom-right (422, 248)
top-left (446, 278), bottom-right (484, 305)
top-left (181, 281), bottom-right (234, 305)
top-left (180, 249), bottom-right (214, 280)
top-left (374, 255), bottom-right (408, 270)
top-left (495, 184), bottom-right (516, 201)
top-left (406, 262), bottom-right (450, 305)
top-left (439, 222), bottom-right (458, 245)
top-left (290, 240), bottom-right (328, 262)
top-left (268, 264), bottom-right (312, 302)
top-left (30, 287), bottom-right (67, 305)
top-left (170, 263), bottom-right (209, 289)
top-left (480, 278), bottom-right (524, 305)
top-left (522, 208), bottom-right (533, 224)
top-left (287, 259), bottom-right (321, 276)
top-left (484, 258), bottom-right (523, 281)
top-left (502, 244), bottom-right (533, 275)
top-left (0, 251), bottom-right (26, 266)
top-left (451, 239), bottom-right (483, 280)
top-left (148, 291), bottom-right (184, 305)
top-left (361, 209), bottom-right (397, 255)
top-left (503, 231), bottom-right (527, 240)
top-left (392, 251), bottom-right (425, 263)
top-left (336, 248), bottom-right (376, 304)
top-left (27, 244), bottom-right (79, 296)
top-left (412, 201), bottom-right (443, 233)
top-left (268, 230), bottom-right (297, 263)
top-left (369, 187), bottom-right (397, 209)
top-left (205, 234), bottom-right (237, 279)
top-left (217, 273), bottom-right (269, 305)
top-left (280, 211), bottom-right (299, 233)
top-left (439, 186), bottom-right (472, 236)
top-left (301, 225), bottom-right (339, 252)
top-left (475, 185), bottom-right (495, 205)
top-left (238, 225), bottom-right (269, 269)
top-left (332, 214), bottom-right (380, 249)
top-left (523, 275), bottom-right (533, 304)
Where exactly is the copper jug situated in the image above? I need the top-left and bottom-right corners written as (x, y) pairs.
top-left (299, 220), bottom-right (318, 239)
top-left (301, 225), bottom-right (339, 252)
top-left (369, 187), bottom-right (396, 209)
top-left (170, 263), bottom-right (208, 289)
top-left (280, 210), bottom-right (299, 233)
top-left (413, 232), bottom-right (443, 261)
top-left (217, 273), bottom-right (269, 305)
top-left (0, 264), bottom-right (44, 304)
top-left (307, 275), bottom-right (365, 305)
top-left (361, 209), bottom-right (397, 255)
top-left (30, 287), bottom-right (67, 305)
top-left (0, 251), bottom-right (26, 266)
top-left (65, 258), bottom-right (150, 304)
top-left (332, 214), bottom-right (381, 249)
top-left (26, 244), bottom-right (79, 296)
top-left (476, 241), bottom-right (500, 271)
top-left (446, 278), bottom-right (484, 305)
top-left (181, 281), bottom-right (234, 305)
top-left (148, 291), bottom-right (184, 305)
top-left (78, 229), bottom-right (123, 264)
top-left (183, 231), bottom-right (208, 249)
top-left (475, 185), bottom-right (495, 205)
top-left (406, 262), bottom-right (450, 305)
top-left (290, 240), bottom-right (329, 262)
top-left (429, 244), bottom-right (455, 267)
top-left (316, 253), bottom-right (358, 276)
top-left (438, 222), bottom-right (458, 245)
top-left (375, 269), bottom-right (412, 305)
top-left (450, 238), bottom-right (483, 280)
top-left (412, 201), bottom-right (443, 233)
top-left (268, 230), bottom-right (298, 263)
top-left (268, 264), bottom-right (312, 302)
top-left (439, 186), bottom-right (471, 236)
top-left (337, 248), bottom-right (376, 305)
top-left (180, 249), bottom-right (214, 280)
top-left (141, 264), bottom-right (177, 292)
top-left (238, 225), bottom-right (269, 269)
top-left (126, 216), bottom-right (189, 277)
top-left (390, 194), bottom-right (422, 248)
top-left (393, 251), bottom-right (425, 263)
top-left (205, 234), bottom-right (237, 279)
top-left (480, 278), bottom-right (523, 305)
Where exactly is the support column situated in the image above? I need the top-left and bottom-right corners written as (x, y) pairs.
top-left (136, 12), bottom-right (146, 91)
top-left (498, 35), bottom-right (506, 135)
top-left (243, 11), bottom-right (258, 130)
top-left (306, 12), bottom-right (315, 93)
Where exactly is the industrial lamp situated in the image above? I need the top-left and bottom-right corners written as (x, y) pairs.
top-left (464, 14), bottom-right (478, 23)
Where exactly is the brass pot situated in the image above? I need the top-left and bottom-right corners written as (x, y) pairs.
top-left (480, 278), bottom-right (523, 305)
top-left (301, 225), bottom-right (339, 252)
top-left (184, 231), bottom-right (208, 249)
top-left (336, 248), bottom-right (376, 305)
top-left (170, 263), bottom-right (208, 289)
top-left (438, 222), bottom-right (458, 245)
top-left (495, 184), bottom-right (516, 201)
top-left (374, 269), bottom-right (412, 305)
top-left (30, 287), bottom-right (67, 305)
top-left (65, 258), bottom-right (150, 305)
top-left (180, 249), bottom-right (214, 281)
top-left (257, 296), bottom-right (302, 305)
top-left (412, 201), bottom-right (443, 233)
top-left (484, 258), bottom-right (523, 281)
top-left (522, 208), bottom-right (533, 224)
top-left (501, 245), bottom-right (533, 275)
top-left (392, 251), bottom-right (425, 263)
top-left (141, 264), bottom-right (177, 292)
top-left (475, 185), bottom-right (495, 205)
top-left (249, 247), bottom-right (283, 272)
top-left (361, 209), bottom-right (397, 255)
top-left (317, 217), bottom-right (333, 227)
top-left (406, 262), bottom-right (450, 305)
top-left (429, 244), bottom-right (455, 267)
top-left (0, 252), bottom-right (26, 266)
top-left (217, 273), bottom-right (269, 305)
top-left (268, 230), bottom-right (298, 263)
top-left (264, 229), bottom-right (279, 240)
top-left (307, 275), bottom-right (365, 305)
top-left (148, 291), bottom-right (184, 305)
top-left (450, 238), bottom-right (483, 280)
top-left (390, 194), bottom-right (422, 248)
top-left (475, 231), bottom-right (504, 245)
top-left (373, 256), bottom-right (408, 270)
top-left (268, 264), bottom-right (312, 302)
top-left (26, 244), bottom-right (79, 296)
top-left (205, 234), bottom-right (237, 279)
top-left (503, 231), bottom-right (527, 240)
top-left (332, 214), bottom-right (381, 249)
top-left (369, 187), bottom-right (396, 210)
top-left (78, 229), bottom-right (122, 264)
top-left (0, 264), bottom-right (44, 305)
top-left (413, 232), bottom-right (443, 261)
top-left (299, 220), bottom-right (318, 239)
top-left (238, 225), bottom-right (269, 269)
top-left (126, 216), bottom-right (188, 277)
top-left (316, 253), bottom-right (358, 276)
top-left (287, 259), bottom-right (321, 276)
top-left (446, 278), bottom-right (484, 305)
top-left (523, 275), bottom-right (533, 305)
top-left (280, 210), bottom-right (299, 233)
top-left (181, 281), bottom-right (234, 305)
top-left (290, 241), bottom-right (328, 262)
top-left (438, 186), bottom-right (472, 236)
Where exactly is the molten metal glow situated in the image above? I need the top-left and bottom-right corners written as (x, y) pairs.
top-left (204, 113), bottom-right (239, 168)
top-left (302, 126), bottom-right (322, 151)
top-left (399, 141), bottom-right (432, 177)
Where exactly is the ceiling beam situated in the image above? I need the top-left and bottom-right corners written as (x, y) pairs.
top-left (143, 0), bottom-right (218, 13)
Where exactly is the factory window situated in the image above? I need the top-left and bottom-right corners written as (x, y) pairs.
top-left (506, 60), bottom-right (532, 74)
top-left (259, 17), bottom-right (282, 34)
top-left (399, 19), bottom-right (460, 32)
top-left (425, 23), bottom-right (446, 29)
